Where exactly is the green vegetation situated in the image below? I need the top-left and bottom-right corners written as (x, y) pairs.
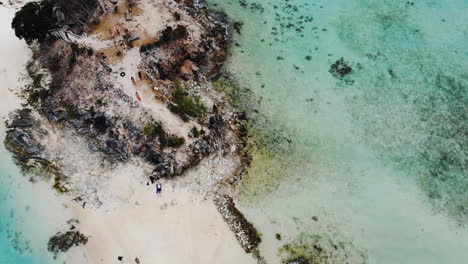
top-left (278, 233), bottom-right (367, 264)
top-left (52, 174), bottom-right (69, 194)
top-left (166, 136), bottom-right (185, 148)
top-left (11, 1), bottom-right (55, 44)
top-left (191, 126), bottom-right (200, 138)
top-left (276, 233), bottom-right (282, 240)
top-left (143, 124), bottom-right (155, 138)
top-left (23, 61), bottom-right (49, 107)
top-left (140, 25), bottom-right (188, 52)
top-left (279, 235), bottom-right (325, 264)
top-left (143, 123), bottom-right (185, 148)
top-left (66, 105), bottom-right (80, 119)
top-left (169, 81), bottom-right (207, 121)
top-left (213, 78), bottom-right (235, 99)
top-left (69, 43), bottom-right (90, 67)
top-left (88, 106), bottom-right (96, 117)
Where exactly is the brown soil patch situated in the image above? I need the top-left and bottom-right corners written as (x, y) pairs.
top-left (132, 31), bottom-right (156, 47)
top-left (96, 45), bottom-right (125, 65)
top-left (89, 3), bottom-right (143, 41)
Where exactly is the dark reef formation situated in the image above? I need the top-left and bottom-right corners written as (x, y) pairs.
top-left (329, 57), bottom-right (352, 78)
top-left (213, 195), bottom-right (261, 253)
top-left (47, 219), bottom-right (88, 257)
top-left (48, 231), bottom-right (88, 256)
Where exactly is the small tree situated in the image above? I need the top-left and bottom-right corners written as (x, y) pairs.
top-left (11, 1), bottom-right (55, 44)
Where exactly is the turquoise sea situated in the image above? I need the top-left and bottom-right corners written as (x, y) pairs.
top-left (209, 0), bottom-right (467, 263)
top-left (0, 151), bottom-right (49, 264)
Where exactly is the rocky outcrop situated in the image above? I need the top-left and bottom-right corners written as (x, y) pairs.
top-left (329, 57), bottom-right (352, 78)
top-left (5, 0), bottom-right (242, 197)
top-left (47, 219), bottom-right (88, 257)
top-left (4, 108), bottom-right (68, 192)
top-left (48, 231), bottom-right (88, 256)
top-left (214, 195), bottom-right (261, 253)
top-left (141, 2), bottom-right (229, 81)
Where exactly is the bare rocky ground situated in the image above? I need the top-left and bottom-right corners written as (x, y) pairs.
top-left (4, 0), bottom-right (261, 256)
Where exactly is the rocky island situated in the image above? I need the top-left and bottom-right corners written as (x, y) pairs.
top-left (4, 0), bottom-right (260, 263)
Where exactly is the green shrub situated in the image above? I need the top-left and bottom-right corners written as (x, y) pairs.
top-left (169, 81), bottom-right (206, 121)
top-left (66, 105), bottom-right (79, 119)
top-left (139, 25), bottom-right (188, 53)
top-left (69, 54), bottom-right (77, 67)
top-left (191, 126), bottom-right (200, 138)
top-left (24, 61), bottom-right (49, 107)
top-left (69, 43), bottom-right (91, 67)
top-left (167, 136), bottom-right (185, 148)
top-left (143, 123), bottom-right (184, 148)
top-left (143, 125), bottom-right (155, 137)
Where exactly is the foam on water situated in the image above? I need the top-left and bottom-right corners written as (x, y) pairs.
top-left (208, 0), bottom-right (468, 263)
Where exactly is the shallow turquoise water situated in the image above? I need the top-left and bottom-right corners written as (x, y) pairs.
top-left (0, 6), bottom-right (71, 263)
top-left (0, 150), bottom-right (55, 264)
top-left (208, 0), bottom-right (468, 263)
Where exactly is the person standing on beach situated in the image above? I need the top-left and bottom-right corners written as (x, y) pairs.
top-left (156, 183), bottom-right (161, 195)
top-left (156, 183), bottom-right (162, 195)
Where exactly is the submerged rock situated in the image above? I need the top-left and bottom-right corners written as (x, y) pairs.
top-left (287, 258), bottom-right (310, 264)
top-left (329, 58), bottom-right (352, 78)
top-left (279, 233), bottom-right (368, 264)
top-left (47, 231), bottom-right (88, 255)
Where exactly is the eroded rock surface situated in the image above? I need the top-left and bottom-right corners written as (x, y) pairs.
top-left (214, 194), bottom-right (261, 253)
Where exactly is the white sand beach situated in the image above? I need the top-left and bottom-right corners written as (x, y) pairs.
top-left (68, 174), bottom-right (254, 264)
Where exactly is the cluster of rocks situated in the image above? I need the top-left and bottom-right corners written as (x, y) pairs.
top-left (279, 233), bottom-right (368, 264)
top-left (48, 230), bottom-right (88, 257)
top-left (329, 57), bottom-right (352, 78)
top-left (4, 109), bottom-right (68, 192)
top-left (141, 2), bottom-right (229, 82)
top-left (213, 194), bottom-right (261, 253)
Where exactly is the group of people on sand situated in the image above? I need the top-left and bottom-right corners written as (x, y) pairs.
top-left (117, 256), bottom-right (140, 263)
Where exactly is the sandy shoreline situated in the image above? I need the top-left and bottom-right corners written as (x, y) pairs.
top-left (0, 2), bottom-right (255, 264)
top-left (68, 177), bottom-right (254, 264)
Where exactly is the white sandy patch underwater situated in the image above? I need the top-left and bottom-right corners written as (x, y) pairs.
top-left (208, 0), bottom-right (468, 263)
